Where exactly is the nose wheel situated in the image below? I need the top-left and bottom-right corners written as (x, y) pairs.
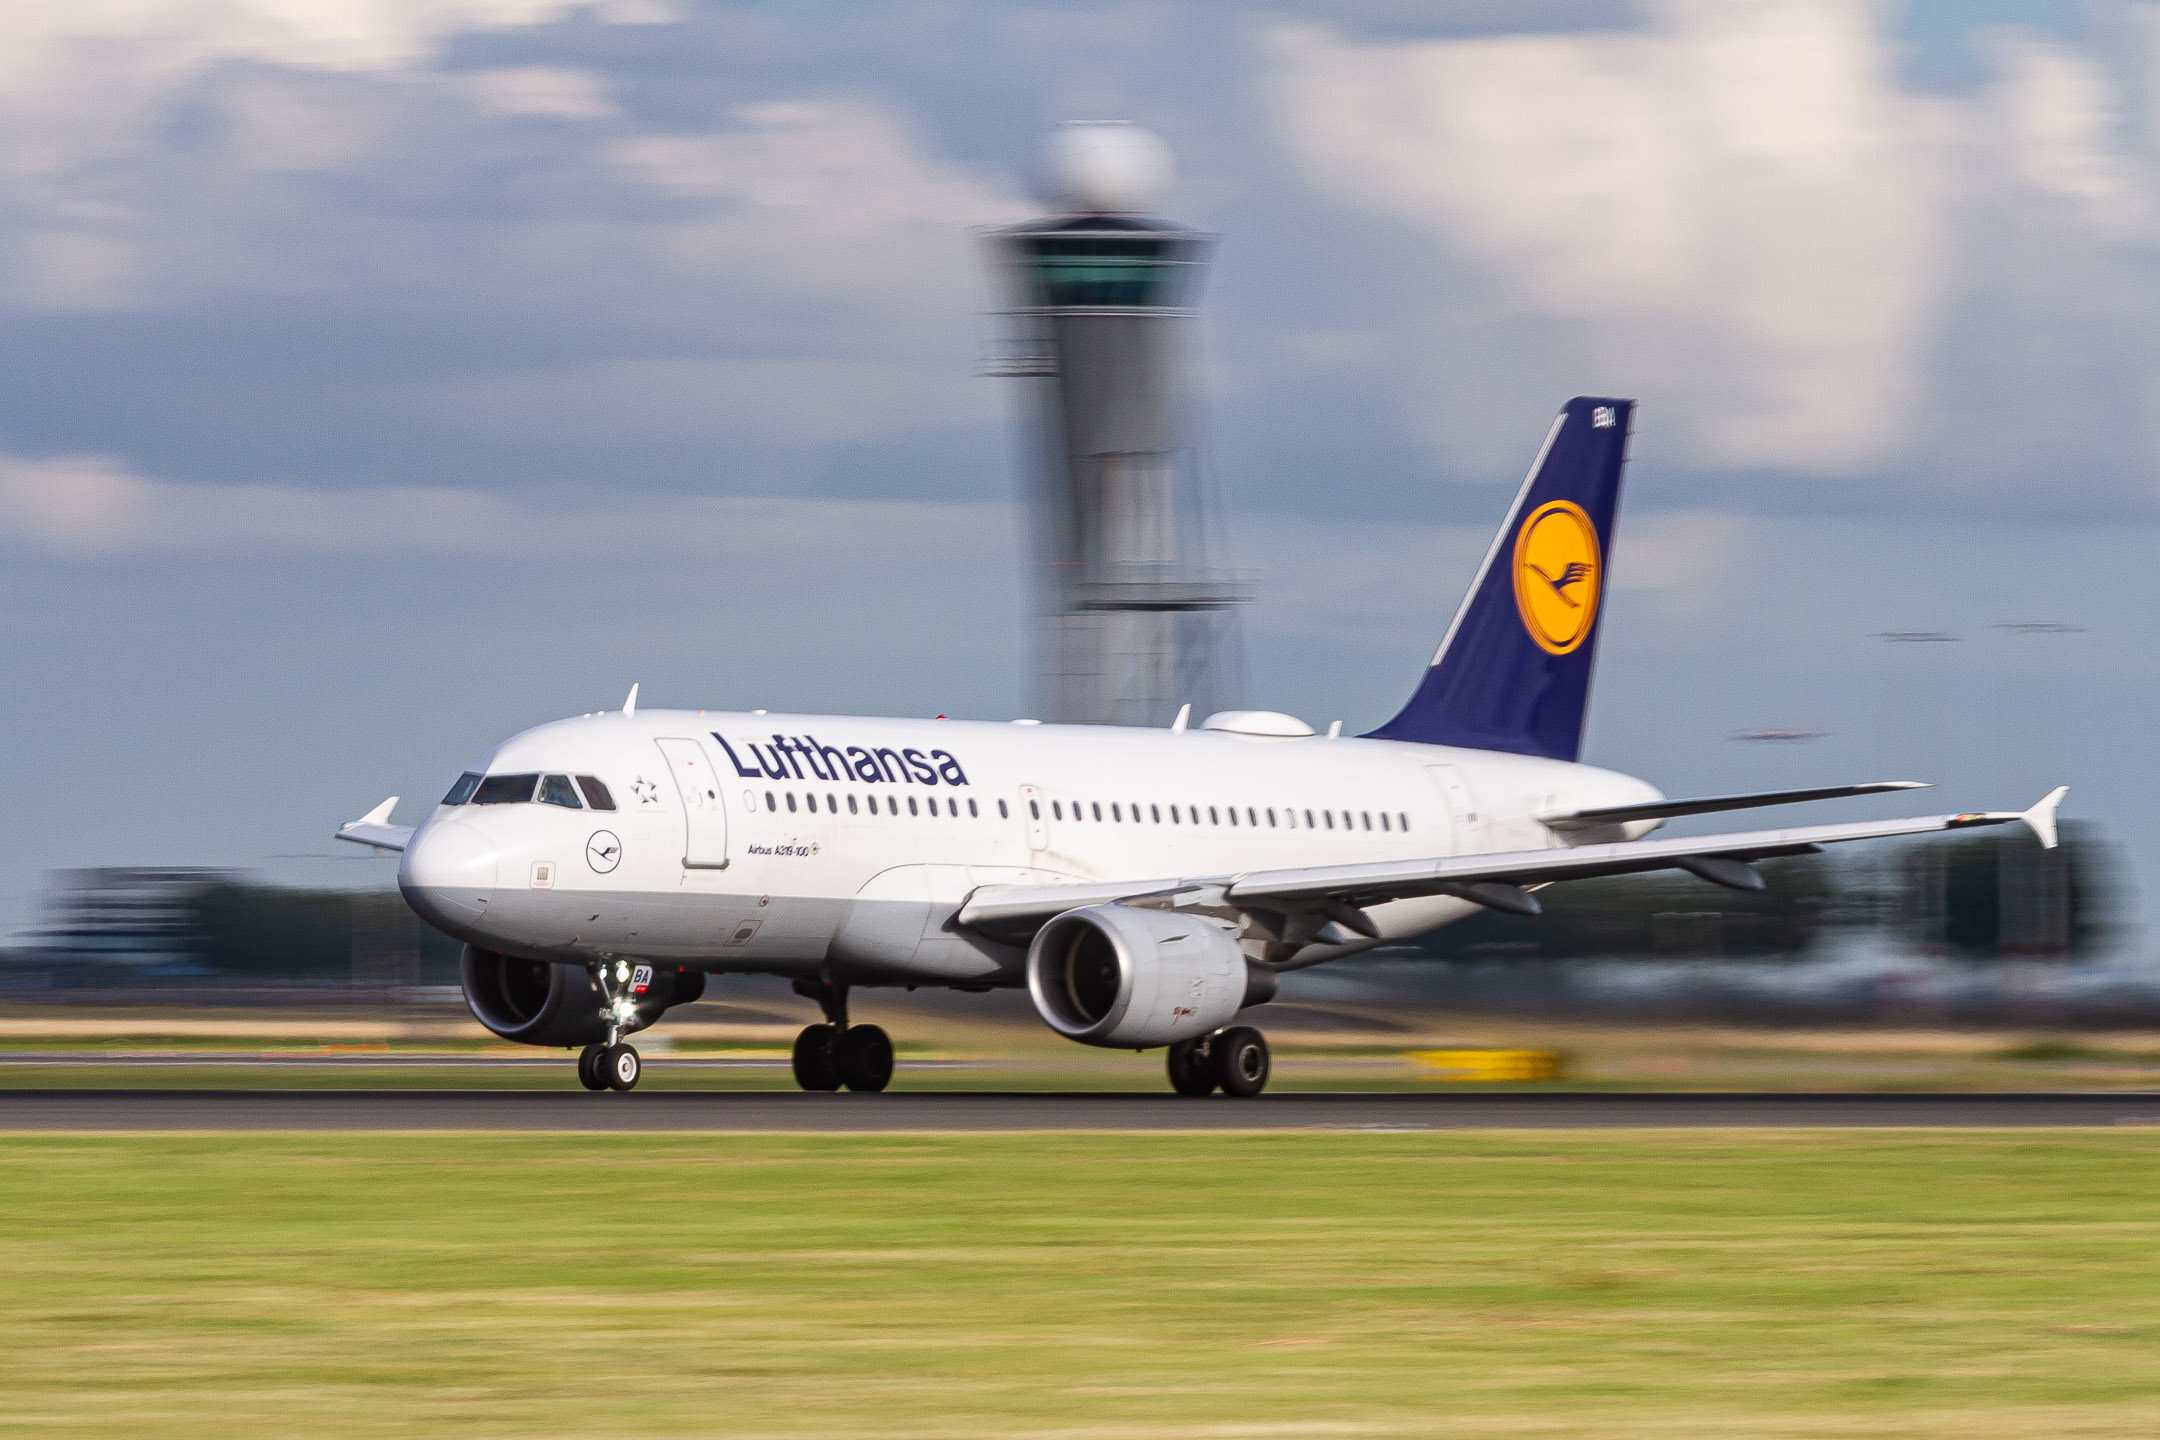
top-left (578, 1042), bottom-right (641, 1091)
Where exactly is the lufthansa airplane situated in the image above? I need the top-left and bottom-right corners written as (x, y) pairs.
top-left (339, 398), bottom-right (2064, 1096)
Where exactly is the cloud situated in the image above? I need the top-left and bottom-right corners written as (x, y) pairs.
top-left (0, 450), bottom-right (1010, 562)
top-left (464, 66), bottom-right (617, 120)
top-left (1268, 0), bottom-right (1955, 476)
top-left (1992, 33), bottom-right (2153, 240)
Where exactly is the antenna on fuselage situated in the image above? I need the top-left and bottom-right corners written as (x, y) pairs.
top-left (623, 683), bottom-right (639, 718)
top-left (1170, 702), bottom-right (1191, 734)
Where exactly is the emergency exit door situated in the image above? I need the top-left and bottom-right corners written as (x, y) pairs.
top-left (1425, 765), bottom-right (1483, 855)
top-left (656, 738), bottom-right (730, 869)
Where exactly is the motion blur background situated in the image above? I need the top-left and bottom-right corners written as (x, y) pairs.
top-left (0, 0), bottom-right (2154, 1003)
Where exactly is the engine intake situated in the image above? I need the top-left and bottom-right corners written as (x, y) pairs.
top-left (1026, 905), bottom-right (1274, 1049)
top-left (461, 946), bottom-right (702, 1047)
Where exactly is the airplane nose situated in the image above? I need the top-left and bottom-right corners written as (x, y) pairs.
top-left (398, 820), bottom-right (500, 925)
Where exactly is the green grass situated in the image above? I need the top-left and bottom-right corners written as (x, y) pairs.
top-left (4, 1131), bottom-right (2160, 1436)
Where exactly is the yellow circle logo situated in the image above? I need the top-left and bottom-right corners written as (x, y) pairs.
top-left (1512, 500), bottom-right (1601, 655)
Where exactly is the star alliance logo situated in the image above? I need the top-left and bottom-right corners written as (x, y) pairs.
top-left (631, 776), bottom-right (660, 805)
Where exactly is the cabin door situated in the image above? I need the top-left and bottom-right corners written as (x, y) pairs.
top-left (656, 738), bottom-right (731, 870)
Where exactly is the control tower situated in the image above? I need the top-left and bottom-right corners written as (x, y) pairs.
top-left (986, 123), bottom-right (1246, 727)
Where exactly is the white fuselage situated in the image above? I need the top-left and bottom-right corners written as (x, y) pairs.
top-left (397, 710), bottom-right (1661, 985)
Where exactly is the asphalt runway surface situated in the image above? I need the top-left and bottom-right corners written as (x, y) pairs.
top-left (5, 1090), bottom-right (2160, 1131)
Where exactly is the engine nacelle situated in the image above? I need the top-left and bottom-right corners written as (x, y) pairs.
top-left (1026, 905), bottom-right (1276, 1049)
top-left (461, 946), bottom-right (704, 1047)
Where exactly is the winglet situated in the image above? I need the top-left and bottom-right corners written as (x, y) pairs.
top-left (2021, 786), bottom-right (2068, 850)
top-left (623, 683), bottom-right (639, 718)
top-left (348, 796), bottom-right (398, 830)
top-left (1170, 703), bottom-right (1190, 734)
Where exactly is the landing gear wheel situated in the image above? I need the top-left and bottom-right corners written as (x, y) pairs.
top-left (602, 1043), bottom-right (641, 1092)
top-left (1167, 1037), bottom-right (1217, 1096)
top-left (576, 1045), bottom-right (607, 1091)
top-left (835, 1024), bottom-right (894, 1093)
top-left (1212, 1027), bottom-right (1269, 1098)
top-left (792, 1023), bottom-right (843, 1092)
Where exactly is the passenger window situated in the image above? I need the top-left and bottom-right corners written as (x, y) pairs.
top-left (1323, 811), bottom-right (1334, 830)
top-left (908, 797), bottom-right (919, 816)
top-left (1209, 806), bottom-right (1219, 825)
top-left (473, 773), bottom-right (539, 805)
top-left (1111, 803), bottom-right (1122, 821)
top-left (539, 774), bottom-right (583, 809)
top-left (1247, 807), bottom-right (1257, 827)
top-left (1267, 808), bottom-right (1276, 827)
top-left (765, 792), bottom-right (776, 811)
top-left (1029, 800), bottom-right (1040, 820)
top-left (999, 799), bottom-right (1009, 818)
top-left (1092, 802), bottom-right (1102, 821)
top-left (1362, 812), bottom-right (1372, 830)
top-left (1380, 812), bottom-right (1391, 831)
top-left (1168, 806), bottom-right (1179, 825)
top-left (442, 772), bottom-right (482, 806)
top-left (786, 793), bottom-right (797, 812)
top-left (1304, 809), bottom-right (1315, 828)
top-left (574, 775), bottom-right (616, 811)
top-left (828, 794), bottom-right (838, 812)
top-left (1150, 804), bottom-right (1160, 823)
top-left (848, 795), bottom-right (859, 814)
top-left (1053, 801), bottom-right (1063, 821)
top-left (1400, 813), bottom-right (1411, 832)
top-left (968, 798), bottom-right (978, 818)
top-left (1225, 806), bottom-right (1236, 826)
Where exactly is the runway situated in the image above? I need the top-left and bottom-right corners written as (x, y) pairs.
top-left (4, 1089), bottom-right (2159, 1131)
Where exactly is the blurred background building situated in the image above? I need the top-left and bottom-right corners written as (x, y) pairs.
top-left (986, 123), bottom-right (1247, 726)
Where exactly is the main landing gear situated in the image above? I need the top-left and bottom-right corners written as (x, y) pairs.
top-left (1167, 1026), bottom-right (1271, 1097)
top-left (790, 977), bottom-right (894, 1093)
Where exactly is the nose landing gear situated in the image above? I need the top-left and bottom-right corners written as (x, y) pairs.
top-left (575, 959), bottom-right (650, 1092)
top-left (789, 977), bottom-right (894, 1093)
top-left (1166, 1026), bottom-right (1271, 1097)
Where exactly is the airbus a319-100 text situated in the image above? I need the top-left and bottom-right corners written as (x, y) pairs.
top-left (339, 398), bottom-right (2065, 1095)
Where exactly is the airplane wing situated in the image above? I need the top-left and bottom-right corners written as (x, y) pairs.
top-left (334, 797), bottom-right (413, 853)
top-left (956, 787), bottom-right (2067, 937)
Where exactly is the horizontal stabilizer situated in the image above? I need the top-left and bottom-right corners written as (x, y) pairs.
top-left (1542, 781), bottom-right (1927, 830)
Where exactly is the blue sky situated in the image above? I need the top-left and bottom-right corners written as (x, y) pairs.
top-left (0, 0), bottom-right (2152, 947)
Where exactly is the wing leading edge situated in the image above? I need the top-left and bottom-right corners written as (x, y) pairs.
top-left (955, 787), bottom-right (2068, 936)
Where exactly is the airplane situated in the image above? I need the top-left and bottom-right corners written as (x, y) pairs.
top-left (337, 397), bottom-right (2065, 1097)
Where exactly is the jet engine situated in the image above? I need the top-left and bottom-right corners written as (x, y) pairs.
top-left (461, 946), bottom-right (704, 1047)
top-left (1026, 905), bottom-right (1276, 1049)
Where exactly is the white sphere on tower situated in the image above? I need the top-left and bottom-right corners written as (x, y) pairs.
top-left (1038, 121), bottom-right (1173, 215)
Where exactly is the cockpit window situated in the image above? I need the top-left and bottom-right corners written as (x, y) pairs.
top-left (538, 774), bottom-right (583, 809)
top-left (576, 776), bottom-right (616, 811)
top-left (442, 772), bottom-right (482, 806)
top-left (472, 773), bottom-right (540, 805)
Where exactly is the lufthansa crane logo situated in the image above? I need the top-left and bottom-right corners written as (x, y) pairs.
top-left (1512, 500), bottom-right (1601, 655)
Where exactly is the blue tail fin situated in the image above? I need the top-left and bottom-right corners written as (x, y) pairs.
top-left (1365, 397), bottom-right (1633, 761)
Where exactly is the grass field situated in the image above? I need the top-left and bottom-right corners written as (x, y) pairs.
top-left (4, 1130), bottom-right (2160, 1437)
